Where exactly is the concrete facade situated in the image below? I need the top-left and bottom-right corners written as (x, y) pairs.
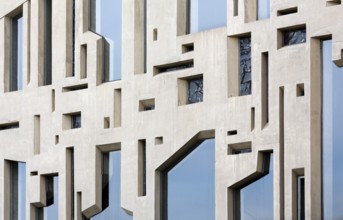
top-left (0, 0), bottom-right (342, 219)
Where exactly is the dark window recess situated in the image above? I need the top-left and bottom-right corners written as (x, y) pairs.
top-left (239, 37), bottom-right (252, 96)
top-left (88, 0), bottom-right (96, 32)
top-left (101, 152), bottom-right (110, 210)
top-left (0, 122), bottom-right (19, 130)
top-left (71, 114), bottom-right (81, 129)
top-left (182, 43), bottom-right (194, 53)
top-left (139, 99), bottom-right (155, 112)
top-left (154, 59), bottom-right (194, 74)
top-left (62, 83), bottom-right (88, 92)
top-left (298, 176), bottom-right (305, 220)
top-left (283, 28), bottom-right (306, 46)
top-left (277, 7), bottom-right (298, 16)
top-left (71, 0), bottom-right (75, 76)
top-left (45, 176), bottom-right (54, 206)
top-left (188, 77), bottom-right (203, 104)
top-left (10, 14), bottom-right (23, 92)
top-left (227, 130), bottom-right (238, 136)
top-left (30, 171), bottom-right (38, 176)
top-left (228, 142), bottom-right (252, 155)
top-left (327, 0), bottom-right (341, 6)
top-left (297, 83), bottom-right (305, 97)
top-left (44, 0), bottom-right (52, 85)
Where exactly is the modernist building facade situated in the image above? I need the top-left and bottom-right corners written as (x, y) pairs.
top-left (0, 0), bottom-right (342, 219)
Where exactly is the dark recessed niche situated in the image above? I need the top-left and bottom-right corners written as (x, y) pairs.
top-left (227, 130), bottom-right (238, 136)
top-left (154, 59), bottom-right (194, 75)
top-left (297, 83), bottom-right (305, 97)
top-left (277, 7), bottom-right (298, 16)
top-left (30, 171), bottom-right (38, 176)
top-left (139, 99), bottom-right (155, 112)
top-left (182, 43), bottom-right (194, 53)
top-left (326, 0), bottom-right (341, 6)
top-left (228, 142), bottom-right (252, 155)
top-left (0, 121), bottom-right (19, 130)
top-left (155, 136), bottom-right (163, 145)
top-left (62, 83), bottom-right (88, 92)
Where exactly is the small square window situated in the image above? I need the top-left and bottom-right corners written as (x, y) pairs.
top-left (71, 115), bottom-right (81, 129)
top-left (188, 78), bottom-right (203, 104)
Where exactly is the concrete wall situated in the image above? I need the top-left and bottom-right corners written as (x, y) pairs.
top-left (0, 0), bottom-right (342, 219)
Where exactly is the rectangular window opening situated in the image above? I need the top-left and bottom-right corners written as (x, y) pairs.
top-left (43, 0), bottom-right (52, 85)
top-left (138, 140), bottom-right (147, 196)
top-left (80, 44), bottom-right (88, 79)
top-left (9, 13), bottom-right (23, 92)
top-left (326, 0), bottom-right (341, 6)
top-left (114, 89), bottom-right (122, 127)
top-left (234, 0), bottom-right (238, 16)
top-left (104, 117), bottom-right (110, 129)
top-left (227, 130), bottom-right (238, 136)
top-left (0, 121), bottom-right (20, 130)
top-left (258, 0), bottom-right (270, 20)
top-left (55, 135), bottom-right (59, 144)
top-left (155, 137), bottom-right (163, 145)
top-left (8, 161), bottom-right (26, 220)
top-left (154, 59), bottom-right (194, 75)
top-left (62, 83), bottom-right (88, 92)
top-left (30, 171), bottom-right (38, 176)
top-left (34, 115), bottom-right (41, 155)
top-left (277, 7), bottom-right (298, 16)
top-left (239, 36), bottom-right (252, 96)
top-left (182, 43), bottom-right (194, 53)
top-left (139, 99), bottom-right (155, 112)
top-left (261, 52), bottom-right (269, 128)
top-left (52, 89), bottom-right (55, 111)
top-left (153, 28), bottom-right (158, 41)
top-left (298, 176), bottom-right (305, 220)
top-left (279, 25), bottom-right (306, 48)
top-left (296, 83), bottom-right (305, 97)
top-left (251, 107), bottom-right (255, 131)
top-left (62, 112), bottom-right (81, 130)
top-left (228, 142), bottom-right (252, 155)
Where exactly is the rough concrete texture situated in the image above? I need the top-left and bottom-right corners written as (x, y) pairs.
top-left (0, 0), bottom-right (342, 219)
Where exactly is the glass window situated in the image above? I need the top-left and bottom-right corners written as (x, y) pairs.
top-left (283, 29), bottom-right (306, 46)
top-left (258, 0), bottom-right (270, 20)
top-left (164, 139), bottom-right (215, 220)
top-left (239, 37), bottom-right (252, 96)
top-left (90, 0), bottom-right (122, 81)
top-left (234, 153), bottom-right (274, 220)
top-left (71, 114), bottom-right (81, 129)
top-left (322, 39), bottom-right (343, 219)
top-left (10, 14), bottom-right (23, 91)
top-left (297, 176), bottom-right (305, 220)
top-left (188, 77), bottom-right (203, 104)
top-left (187, 0), bottom-right (227, 34)
top-left (91, 151), bottom-right (132, 220)
top-left (44, 0), bottom-right (52, 85)
top-left (10, 161), bottom-right (26, 220)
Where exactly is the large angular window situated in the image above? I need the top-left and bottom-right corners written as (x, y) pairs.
top-left (161, 139), bottom-right (215, 220)
top-left (90, 151), bottom-right (132, 220)
top-left (322, 39), bottom-right (343, 219)
top-left (233, 153), bottom-right (274, 220)
top-left (9, 161), bottom-right (26, 220)
top-left (89, 0), bottom-right (122, 81)
top-left (10, 14), bottom-right (23, 91)
top-left (186, 0), bottom-right (227, 34)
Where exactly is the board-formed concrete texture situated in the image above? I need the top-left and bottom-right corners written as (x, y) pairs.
top-left (1, 0), bottom-right (343, 219)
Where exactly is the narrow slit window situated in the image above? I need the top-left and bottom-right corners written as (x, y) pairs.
top-left (239, 37), bottom-right (252, 96)
top-left (138, 140), bottom-right (147, 196)
top-left (44, 0), bottom-right (52, 85)
top-left (296, 83), bottom-right (305, 97)
top-left (8, 161), bottom-right (26, 220)
top-left (297, 176), bottom-right (305, 220)
top-left (10, 14), bottom-right (23, 92)
top-left (261, 52), bottom-right (269, 128)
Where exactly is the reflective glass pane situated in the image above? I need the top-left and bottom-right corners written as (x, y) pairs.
top-left (239, 37), bottom-right (252, 96)
top-left (322, 40), bottom-right (343, 219)
top-left (18, 162), bottom-right (26, 220)
top-left (167, 139), bottom-right (215, 220)
top-left (258, 0), bottom-right (270, 20)
top-left (187, 78), bottom-right (203, 104)
top-left (189, 0), bottom-right (226, 33)
top-left (283, 29), bottom-right (306, 46)
top-left (91, 151), bottom-right (132, 220)
top-left (71, 115), bottom-right (81, 129)
top-left (17, 16), bottom-right (23, 90)
top-left (239, 154), bottom-right (274, 220)
top-left (94, 0), bottom-right (122, 81)
top-left (44, 176), bottom-right (58, 220)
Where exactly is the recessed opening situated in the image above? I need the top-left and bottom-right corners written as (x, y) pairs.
top-left (139, 99), bottom-right (155, 112)
top-left (292, 168), bottom-right (305, 220)
top-left (34, 115), bottom-right (41, 155)
top-left (63, 112), bottom-right (81, 130)
top-left (114, 89), bottom-right (122, 127)
top-left (228, 141), bottom-right (252, 155)
top-left (251, 107), bottom-right (255, 131)
top-left (55, 135), bottom-right (59, 144)
top-left (138, 139), bottom-right (147, 197)
top-left (296, 83), bottom-right (305, 97)
top-left (277, 7), bottom-right (298, 16)
top-left (155, 137), bottom-right (163, 145)
top-left (153, 28), bottom-right (158, 41)
top-left (30, 171), bottom-right (38, 176)
top-left (182, 43), bottom-right (194, 53)
top-left (327, 0), bottom-right (341, 6)
top-left (278, 25), bottom-right (306, 48)
top-left (52, 89), bottom-right (55, 111)
top-left (0, 121), bottom-right (19, 130)
top-left (227, 130), bottom-right (238, 136)
top-left (178, 74), bottom-right (204, 105)
top-left (104, 117), bottom-right (110, 129)
top-left (233, 0), bottom-right (238, 16)
top-left (62, 83), bottom-right (88, 92)
top-left (80, 44), bottom-right (88, 79)
top-left (154, 59), bottom-right (194, 75)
